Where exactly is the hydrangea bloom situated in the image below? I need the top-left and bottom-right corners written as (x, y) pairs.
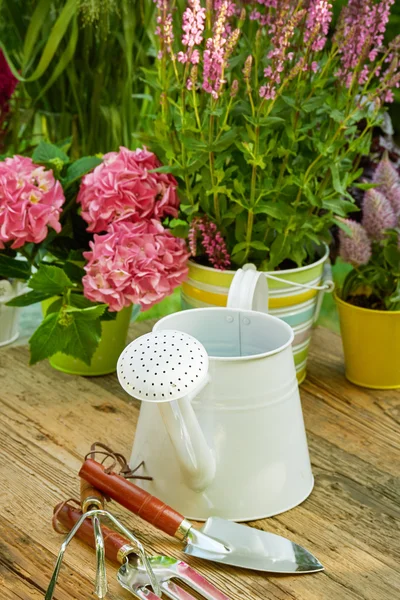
top-left (339, 219), bottom-right (372, 266)
top-left (77, 146), bottom-right (179, 233)
top-left (83, 220), bottom-right (189, 312)
top-left (0, 156), bottom-right (64, 249)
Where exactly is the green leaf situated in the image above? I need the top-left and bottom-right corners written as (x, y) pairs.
top-left (384, 245), bottom-right (400, 270)
top-left (29, 311), bottom-right (65, 365)
top-left (181, 203), bottom-right (199, 216)
top-left (101, 309), bottom-right (117, 321)
top-left (63, 156), bottom-right (102, 186)
top-left (6, 290), bottom-right (53, 307)
top-left (254, 202), bottom-right (293, 219)
top-left (61, 316), bottom-right (102, 365)
top-left (322, 197), bottom-right (356, 216)
top-left (65, 304), bottom-right (107, 320)
top-left (32, 141), bottom-right (69, 164)
top-left (45, 298), bottom-right (63, 315)
top-left (0, 255), bottom-right (31, 280)
top-left (62, 261), bottom-right (86, 283)
top-left (354, 182), bottom-right (379, 190)
top-left (250, 241), bottom-right (269, 251)
top-left (29, 265), bottom-right (73, 295)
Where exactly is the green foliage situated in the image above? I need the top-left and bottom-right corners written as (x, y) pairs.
top-left (144, 2), bottom-right (394, 270)
top-left (8, 263), bottom-right (108, 365)
top-left (0, 0), bottom-right (157, 156)
top-left (341, 230), bottom-right (400, 311)
top-left (0, 254), bottom-right (31, 280)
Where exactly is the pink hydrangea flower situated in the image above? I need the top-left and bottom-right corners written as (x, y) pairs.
top-left (338, 219), bottom-right (372, 266)
top-left (362, 188), bottom-right (397, 240)
top-left (83, 220), bottom-right (189, 312)
top-left (77, 146), bottom-right (179, 233)
top-left (0, 156), bottom-right (64, 249)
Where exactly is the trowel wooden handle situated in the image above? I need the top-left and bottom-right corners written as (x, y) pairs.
top-left (53, 503), bottom-right (134, 564)
top-left (80, 478), bottom-right (105, 512)
top-left (79, 459), bottom-right (190, 540)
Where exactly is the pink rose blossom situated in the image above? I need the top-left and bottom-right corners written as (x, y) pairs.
top-left (77, 146), bottom-right (179, 233)
top-left (0, 156), bottom-right (64, 249)
top-left (83, 220), bottom-right (189, 312)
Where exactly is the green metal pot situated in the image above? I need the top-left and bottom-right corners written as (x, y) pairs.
top-left (41, 302), bottom-right (138, 376)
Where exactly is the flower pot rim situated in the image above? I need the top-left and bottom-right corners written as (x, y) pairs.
top-left (334, 291), bottom-right (400, 315)
top-left (189, 243), bottom-right (329, 275)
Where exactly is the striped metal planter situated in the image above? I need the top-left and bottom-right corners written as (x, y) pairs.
top-left (181, 245), bottom-right (329, 384)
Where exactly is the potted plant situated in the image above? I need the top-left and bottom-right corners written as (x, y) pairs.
top-left (141, 0), bottom-right (400, 382)
top-left (1, 143), bottom-right (189, 375)
top-left (336, 154), bottom-right (400, 389)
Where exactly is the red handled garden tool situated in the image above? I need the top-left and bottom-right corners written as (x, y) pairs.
top-left (53, 502), bottom-right (231, 600)
top-left (79, 457), bottom-right (324, 574)
top-left (45, 494), bottom-right (161, 599)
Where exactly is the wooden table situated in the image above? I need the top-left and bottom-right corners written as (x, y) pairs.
top-left (0, 322), bottom-right (399, 600)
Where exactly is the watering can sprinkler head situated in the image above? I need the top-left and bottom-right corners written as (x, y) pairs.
top-left (117, 331), bottom-right (216, 492)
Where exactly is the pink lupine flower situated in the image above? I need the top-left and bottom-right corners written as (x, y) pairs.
top-left (362, 188), bottom-right (397, 240)
top-left (203, 1), bottom-right (229, 99)
top-left (77, 146), bottom-right (179, 233)
top-left (178, 0), bottom-right (206, 65)
top-left (260, 8), bottom-right (306, 100)
top-left (83, 220), bottom-right (189, 312)
top-left (335, 0), bottom-right (395, 88)
top-left (304, 0), bottom-right (333, 52)
top-left (154, 0), bottom-right (175, 58)
top-left (0, 156), bottom-right (64, 249)
top-left (189, 216), bottom-right (231, 270)
top-left (338, 219), bottom-right (372, 266)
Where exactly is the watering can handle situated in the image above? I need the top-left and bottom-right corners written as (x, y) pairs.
top-left (227, 264), bottom-right (269, 312)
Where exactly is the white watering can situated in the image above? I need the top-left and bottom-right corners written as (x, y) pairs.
top-left (117, 265), bottom-right (314, 521)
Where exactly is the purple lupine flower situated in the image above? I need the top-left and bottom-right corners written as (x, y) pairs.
top-left (362, 188), bottom-right (397, 240)
top-left (177, 0), bottom-right (206, 65)
top-left (189, 216), bottom-right (231, 270)
top-left (339, 219), bottom-right (372, 266)
top-left (304, 0), bottom-right (334, 52)
top-left (0, 50), bottom-right (17, 113)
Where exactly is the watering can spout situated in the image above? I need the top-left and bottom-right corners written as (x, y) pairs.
top-left (158, 392), bottom-right (216, 492)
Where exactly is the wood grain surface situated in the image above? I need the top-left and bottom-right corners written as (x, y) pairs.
top-left (0, 321), bottom-right (399, 600)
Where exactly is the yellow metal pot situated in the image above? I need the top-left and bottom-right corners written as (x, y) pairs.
top-left (336, 293), bottom-right (400, 389)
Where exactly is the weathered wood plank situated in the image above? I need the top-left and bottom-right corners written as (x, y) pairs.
top-left (0, 324), bottom-right (399, 599)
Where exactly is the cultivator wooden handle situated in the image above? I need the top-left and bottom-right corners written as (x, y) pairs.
top-left (53, 503), bottom-right (136, 564)
top-left (80, 478), bottom-right (106, 513)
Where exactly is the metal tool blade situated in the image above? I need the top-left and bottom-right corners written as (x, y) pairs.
top-left (183, 517), bottom-right (323, 573)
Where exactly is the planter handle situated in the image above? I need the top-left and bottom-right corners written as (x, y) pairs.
top-left (227, 264), bottom-right (269, 312)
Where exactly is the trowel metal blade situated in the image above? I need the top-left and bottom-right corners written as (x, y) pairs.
top-left (183, 517), bottom-right (324, 574)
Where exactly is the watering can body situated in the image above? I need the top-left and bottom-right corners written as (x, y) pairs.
top-left (129, 306), bottom-right (314, 521)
